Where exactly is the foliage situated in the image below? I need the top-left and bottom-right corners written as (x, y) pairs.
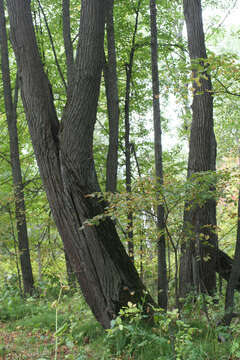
top-left (102, 299), bottom-right (235, 360)
top-left (0, 0), bottom-right (239, 296)
top-left (0, 0), bottom-right (240, 357)
top-left (2, 282), bottom-right (240, 359)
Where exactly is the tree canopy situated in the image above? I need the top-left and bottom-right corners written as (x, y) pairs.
top-left (0, 0), bottom-right (239, 338)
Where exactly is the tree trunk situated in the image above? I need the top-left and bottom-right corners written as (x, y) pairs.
top-left (62, 0), bottom-right (75, 98)
top-left (104, 0), bottom-right (119, 193)
top-left (64, 248), bottom-right (77, 289)
top-left (37, 242), bottom-right (42, 282)
top-left (8, 203), bottom-right (23, 295)
top-left (7, 0), bottom-right (154, 329)
top-left (222, 190), bottom-right (240, 325)
top-left (179, 0), bottom-right (217, 297)
top-left (223, 146), bottom-right (240, 325)
top-left (149, 0), bottom-right (167, 310)
top-left (124, 0), bottom-right (142, 262)
top-left (0, 0), bottom-right (34, 296)
top-left (215, 248), bottom-right (240, 290)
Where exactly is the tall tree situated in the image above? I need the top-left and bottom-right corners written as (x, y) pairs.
top-left (0, 0), bottom-right (34, 295)
top-left (104, 0), bottom-right (120, 193)
top-left (179, 0), bottom-right (217, 297)
top-left (7, 0), bottom-right (154, 328)
top-left (124, 0), bottom-right (142, 262)
top-left (149, 0), bottom-right (167, 310)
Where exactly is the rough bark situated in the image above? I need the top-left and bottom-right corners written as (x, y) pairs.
top-left (7, 0), bottom-right (154, 328)
top-left (104, 0), bottom-right (119, 193)
top-left (149, 0), bottom-right (167, 310)
top-left (64, 248), bottom-right (77, 289)
top-left (0, 0), bottom-right (34, 295)
top-left (179, 0), bottom-right (217, 297)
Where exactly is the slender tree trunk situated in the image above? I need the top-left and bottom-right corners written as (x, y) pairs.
top-left (124, 0), bottom-right (142, 262)
top-left (62, 0), bottom-right (77, 289)
top-left (7, 0), bottom-right (155, 329)
top-left (223, 189), bottom-right (240, 325)
top-left (149, 0), bottom-right (167, 310)
top-left (62, 0), bottom-right (75, 98)
top-left (8, 204), bottom-right (23, 295)
top-left (223, 145), bottom-right (240, 325)
top-left (37, 242), bottom-right (42, 282)
top-left (104, 0), bottom-right (119, 193)
top-left (0, 0), bottom-right (34, 296)
top-left (179, 0), bottom-right (217, 297)
top-left (125, 60), bottom-right (134, 261)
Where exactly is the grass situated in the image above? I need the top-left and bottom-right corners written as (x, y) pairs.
top-left (0, 323), bottom-right (80, 359)
top-left (0, 289), bottom-right (106, 359)
top-left (0, 289), bottom-right (239, 360)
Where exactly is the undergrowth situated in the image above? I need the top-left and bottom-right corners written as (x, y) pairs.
top-left (0, 284), bottom-right (240, 360)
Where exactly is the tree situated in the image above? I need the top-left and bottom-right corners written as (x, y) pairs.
top-left (0, 0), bottom-right (34, 295)
top-left (124, 0), bottom-right (142, 262)
top-left (179, 0), bottom-right (217, 297)
top-left (104, 0), bottom-right (120, 193)
top-left (7, 0), bottom-right (154, 328)
top-left (222, 143), bottom-right (240, 325)
top-left (62, 0), bottom-right (75, 98)
top-left (149, 0), bottom-right (167, 310)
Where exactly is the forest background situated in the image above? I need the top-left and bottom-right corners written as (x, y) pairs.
top-left (0, 0), bottom-right (240, 359)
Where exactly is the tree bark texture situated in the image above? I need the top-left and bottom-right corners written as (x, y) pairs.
top-left (149, 0), bottom-right (167, 310)
top-left (179, 0), bottom-right (217, 297)
top-left (104, 0), bottom-right (119, 193)
top-left (0, 0), bottom-right (34, 295)
top-left (64, 247), bottom-right (77, 289)
top-left (7, 0), bottom-right (154, 328)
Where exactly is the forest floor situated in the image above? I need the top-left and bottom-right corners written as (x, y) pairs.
top-left (0, 322), bottom-right (84, 360)
top-left (0, 289), bottom-right (238, 360)
top-left (0, 290), bottom-right (103, 360)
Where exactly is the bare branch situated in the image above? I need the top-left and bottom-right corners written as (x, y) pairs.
top-left (37, 0), bottom-right (67, 93)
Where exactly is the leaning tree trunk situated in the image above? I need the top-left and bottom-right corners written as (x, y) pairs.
top-left (64, 248), bottom-right (77, 289)
top-left (7, 0), bottom-right (154, 329)
top-left (149, 0), bottom-right (167, 310)
top-left (0, 0), bottom-right (34, 295)
top-left (179, 0), bottom-right (217, 297)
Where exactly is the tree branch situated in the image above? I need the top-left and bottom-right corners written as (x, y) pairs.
top-left (37, 0), bottom-right (67, 93)
top-left (62, 0), bottom-right (75, 96)
top-left (215, 78), bottom-right (240, 97)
